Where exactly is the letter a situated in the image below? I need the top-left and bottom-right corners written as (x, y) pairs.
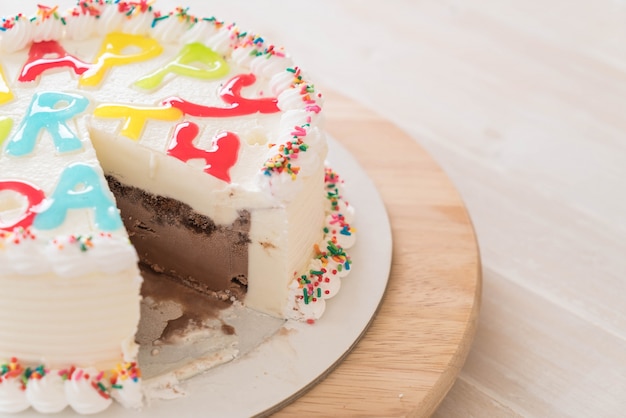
top-left (4, 91), bottom-right (89, 157)
top-left (19, 40), bottom-right (93, 83)
top-left (34, 163), bottom-right (123, 231)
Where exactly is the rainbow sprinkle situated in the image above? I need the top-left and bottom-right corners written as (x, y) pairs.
top-left (0, 359), bottom-right (140, 397)
top-left (294, 236), bottom-right (352, 308)
top-left (52, 234), bottom-right (94, 252)
top-left (0, 14), bottom-right (24, 31)
top-left (0, 357), bottom-right (23, 377)
top-left (0, 227), bottom-right (37, 248)
top-left (263, 142), bottom-right (305, 179)
top-left (285, 67), bottom-right (323, 113)
top-left (325, 168), bottom-right (344, 211)
top-left (110, 362), bottom-right (141, 386)
top-left (74, 1), bottom-right (102, 17)
top-left (36, 5), bottom-right (60, 22)
top-left (263, 124), bottom-right (311, 179)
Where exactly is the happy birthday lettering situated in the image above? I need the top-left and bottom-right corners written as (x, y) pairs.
top-left (0, 33), bottom-right (284, 233)
top-left (17, 34), bottom-right (228, 91)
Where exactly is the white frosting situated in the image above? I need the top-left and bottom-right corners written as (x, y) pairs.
top-left (277, 87), bottom-right (310, 111)
top-left (270, 69), bottom-right (298, 96)
top-left (0, 364), bottom-right (144, 414)
top-left (121, 8), bottom-right (153, 35)
top-left (97, 7), bottom-right (123, 35)
top-left (325, 213), bottom-right (357, 249)
top-left (232, 44), bottom-right (262, 69)
top-left (205, 26), bottom-right (234, 55)
top-left (0, 235), bottom-right (51, 276)
top-left (0, 269), bottom-right (142, 369)
top-left (31, 15), bottom-right (63, 43)
top-left (26, 373), bottom-right (68, 414)
top-left (151, 15), bottom-right (188, 43)
top-left (111, 378), bottom-right (143, 409)
top-left (0, 18), bottom-right (32, 53)
top-left (180, 18), bottom-right (221, 44)
top-left (288, 279), bottom-right (327, 319)
top-left (64, 368), bottom-right (112, 414)
top-left (65, 14), bottom-right (97, 41)
top-left (0, 233), bottom-right (137, 276)
top-left (0, 376), bottom-right (29, 413)
top-left (252, 52), bottom-right (294, 79)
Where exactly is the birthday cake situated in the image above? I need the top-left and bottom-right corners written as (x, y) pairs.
top-left (0, 1), bottom-right (356, 414)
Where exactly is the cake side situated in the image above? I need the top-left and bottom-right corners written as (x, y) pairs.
top-left (247, 165), bottom-right (327, 316)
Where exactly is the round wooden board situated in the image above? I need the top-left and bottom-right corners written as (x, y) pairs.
top-left (274, 92), bottom-right (482, 417)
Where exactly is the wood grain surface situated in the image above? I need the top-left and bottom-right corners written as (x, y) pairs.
top-left (273, 92), bottom-right (482, 417)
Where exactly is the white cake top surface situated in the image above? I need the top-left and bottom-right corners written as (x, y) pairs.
top-left (0, 0), bottom-right (326, 277)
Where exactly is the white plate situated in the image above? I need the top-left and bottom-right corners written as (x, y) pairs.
top-left (14, 135), bottom-right (391, 418)
top-left (15, 136), bottom-right (392, 418)
top-left (134, 137), bottom-right (391, 418)
top-left (138, 137), bottom-right (391, 417)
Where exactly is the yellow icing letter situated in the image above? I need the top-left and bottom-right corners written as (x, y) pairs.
top-left (134, 43), bottom-right (229, 90)
top-left (0, 66), bottom-right (14, 105)
top-left (94, 103), bottom-right (182, 140)
top-left (80, 32), bottom-right (163, 87)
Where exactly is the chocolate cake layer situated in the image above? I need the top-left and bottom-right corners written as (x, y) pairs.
top-left (107, 176), bottom-right (250, 301)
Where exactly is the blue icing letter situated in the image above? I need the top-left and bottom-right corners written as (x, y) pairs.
top-left (5, 91), bottom-right (89, 157)
top-left (34, 163), bottom-right (122, 231)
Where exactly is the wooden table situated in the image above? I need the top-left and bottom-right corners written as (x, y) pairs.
top-left (275, 93), bottom-right (482, 417)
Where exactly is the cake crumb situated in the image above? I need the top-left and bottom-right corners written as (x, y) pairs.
top-left (260, 241), bottom-right (277, 250)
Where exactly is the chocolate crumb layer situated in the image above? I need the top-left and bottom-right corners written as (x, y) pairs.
top-left (139, 265), bottom-right (235, 343)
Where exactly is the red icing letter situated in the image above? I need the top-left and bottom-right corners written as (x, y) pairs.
top-left (19, 40), bottom-right (93, 82)
top-left (163, 73), bottom-right (280, 118)
top-left (167, 121), bottom-right (240, 183)
top-left (0, 180), bottom-right (45, 231)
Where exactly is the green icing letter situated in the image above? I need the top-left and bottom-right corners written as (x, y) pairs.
top-left (0, 118), bottom-right (13, 147)
top-left (134, 43), bottom-right (229, 90)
